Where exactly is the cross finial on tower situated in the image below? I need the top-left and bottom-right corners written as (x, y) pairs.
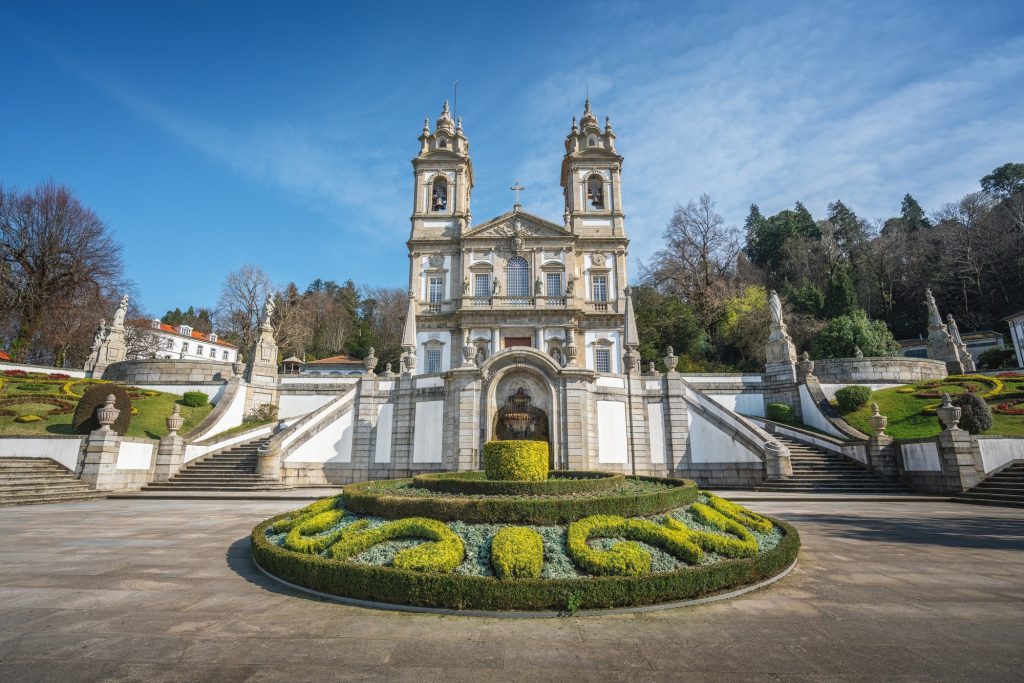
top-left (510, 182), bottom-right (525, 209)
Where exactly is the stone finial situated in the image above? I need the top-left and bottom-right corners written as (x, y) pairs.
top-left (364, 347), bottom-right (378, 374)
top-left (663, 346), bottom-right (679, 373)
top-left (462, 333), bottom-right (476, 367)
top-left (97, 394), bottom-right (120, 432)
top-left (868, 402), bottom-right (888, 437)
top-left (233, 353), bottom-right (246, 376)
top-left (166, 404), bottom-right (183, 437)
top-left (937, 393), bottom-right (962, 431)
top-left (854, 345), bottom-right (864, 359)
top-left (645, 361), bottom-right (659, 376)
top-left (605, 116), bottom-right (613, 133)
top-left (798, 350), bottom-right (815, 379)
top-left (382, 362), bottom-right (394, 378)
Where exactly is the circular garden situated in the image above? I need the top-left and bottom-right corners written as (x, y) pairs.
top-left (252, 440), bottom-right (800, 612)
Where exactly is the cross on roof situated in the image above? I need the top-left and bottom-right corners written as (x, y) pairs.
top-left (510, 182), bottom-right (525, 208)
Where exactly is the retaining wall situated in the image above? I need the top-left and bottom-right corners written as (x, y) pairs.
top-left (102, 359), bottom-right (235, 383)
top-left (810, 357), bottom-right (946, 384)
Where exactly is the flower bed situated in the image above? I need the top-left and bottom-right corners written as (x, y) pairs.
top-left (252, 492), bottom-right (799, 612)
top-left (412, 470), bottom-right (624, 496)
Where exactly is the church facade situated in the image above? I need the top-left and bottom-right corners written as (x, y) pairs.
top-left (407, 100), bottom-right (629, 375)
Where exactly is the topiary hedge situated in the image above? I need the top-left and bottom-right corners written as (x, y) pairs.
top-left (328, 517), bottom-right (465, 573)
top-left (342, 476), bottom-right (699, 525)
top-left (766, 403), bottom-right (794, 423)
top-left (835, 385), bottom-right (872, 412)
top-left (412, 470), bottom-right (624, 496)
top-left (483, 440), bottom-right (549, 481)
top-left (181, 391), bottom-right (208, 408)
top-left (72, 384), bottom-right (133, 435)
top-left (250, 510), bottom-right (800, 611)
top-left (946, 392), bottom-right (993, 434)
top-left (490, 526), bottom-right (544, 579)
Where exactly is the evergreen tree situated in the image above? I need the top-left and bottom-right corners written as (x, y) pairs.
top-left (900, 193), bottom-right (931, 230)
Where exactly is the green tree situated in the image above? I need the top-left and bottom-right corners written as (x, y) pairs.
top-left (980, 162), bottom-right (1024, 198)
top-left (810, 309), bottom-right (899, 359)
top-left (630, 285), bottom-right (709, 369)
top-left (900, 193), bottom-right (931, 231)
top-left (717, 285), bottom-right (770, 370)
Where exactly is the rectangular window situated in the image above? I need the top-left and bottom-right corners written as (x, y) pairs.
top-left (546, 272), bottom-right (562, 297)
top-left (181, 342), bottom-right (189, 354)
top-left (196, 344), bottom-right (204, 356)
top-left (592, 275), bottom-right (608, 302)
top-left (222, 350), bottom-right (229, 361)
top-left (428, 277), bottom-right (444, 303)
top-left (595, 348), bottom-right (612, 373)
top-left (425, 348), bottom-right (442, 374)
top-left (209, 347), bottom-right (216, 358)
top-left (474, 273), bottom-right (490, 298)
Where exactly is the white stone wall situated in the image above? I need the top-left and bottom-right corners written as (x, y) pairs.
top-left (0, 437), bottom-right (84, 471)
top-left (413, 401), bottom-right (444, 463)
top-left (374, 403), bottom-right (393, 464)
top-left (798, 384), bottom-right (847, 439)
top-left (284, 410), bottom-right (354, 463)
top-left (687, 409), bottom-right (762, 464)
top-left (902, 442), bottom-right (941, 471)
top-left (596, 400), bottom-right (628, 464)
top-left (279, 394), bottom-right (336, 419)
top-left (115, 440), bottom-right (155, 470)
top-left (707, 393), bottom-right (765, 417)
top-left (977, 437), bottom-right (1024, 473)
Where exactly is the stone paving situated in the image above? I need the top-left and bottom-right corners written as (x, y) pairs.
top-left (1, 497), bottom-right (1022, 681)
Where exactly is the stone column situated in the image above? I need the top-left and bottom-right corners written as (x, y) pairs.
top-left (764, 441), bottom-right (792, 479)
top-left (79, 394), bottom-right (124, 490)
top-left (349, 374), bottom-right (378, 483)
top-left (935, 394), bottom-right (984, 492)
top-left (866, 403), bottom-right (898, 480)
top-left (448, 366), bottom-right (482, 471)
top-left (661, 348), bottom-right (689, 474)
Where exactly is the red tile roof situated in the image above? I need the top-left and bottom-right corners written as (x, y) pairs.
top-left (0, 350), bottom-right (10, 361)
top-left (130, 320), bottom-right (237, 349)
top-left (305, 354), bottom-right (364, 366)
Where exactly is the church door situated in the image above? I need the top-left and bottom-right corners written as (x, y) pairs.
top-left (504, 337), bottom-right (532, 349)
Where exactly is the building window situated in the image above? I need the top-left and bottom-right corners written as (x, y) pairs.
top-left (180, 325), bottom-right (192, 337)
top-left (506, 256), bottom-right (529, 297)
top-left (474, 273), bottom-right (490, 298)
top-left (222, 350), bottom-right (229, 361)
top-left (209, 347), bottom-right (216, 358)
top-left (181, 342), bottom-right (189, 354)
top-left (546, 272), bottom-right (562, 297)
top-left (196, 344), bottom-right (204, 356)
top-left (431, 177), bottom-right (448, 211)
top-left (428, 276), bottom-right (444, 303)
top-left (425, 347), bottom-right (442, 374)
top-left (592, 275), bottom-right (608, 302)
top-left (587, 175), bottom-right (604, 209)
top-left (595, 348), bottom-right (612, 373)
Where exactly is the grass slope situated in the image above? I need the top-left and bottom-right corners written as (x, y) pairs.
top-left (842, 379), bottom-right (1024, 439)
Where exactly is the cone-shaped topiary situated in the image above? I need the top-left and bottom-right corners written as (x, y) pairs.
top-left (72, 384), bottom-right (133, 435)
top-left (945, 392), bottom-right (993, 434)
top-left (483, 440), bottom-right (549, 481)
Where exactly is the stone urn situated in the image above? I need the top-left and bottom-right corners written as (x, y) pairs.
top-left (663, 346), bottom-right (679, 373)
top-left (402, 347), bottom-right (417, 373)
top-left (97, 394), bottom-right (120, 432)
top-left (462, 335), bottom-right (477, 367)
top-left (233, 353), bottom-right (246, 376)
top-left (364, 347), bottom-right (378, 374)
top-left (868, 402), bottom-right (888, 436)
top-left (937, 393), bottom-right (961, 430)
top-left (166, 405), bottom-right (184, 437)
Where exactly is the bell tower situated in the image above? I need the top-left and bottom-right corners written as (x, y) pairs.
top-left (560, 99), bottom-right (625, 237)
top-left (410, 101), bottom-right (474, 240)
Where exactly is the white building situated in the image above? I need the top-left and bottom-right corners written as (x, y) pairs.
top-left (1004, 310), bottom-right (1024, 368)
top-left (134, 320), bottom-right (239, 363)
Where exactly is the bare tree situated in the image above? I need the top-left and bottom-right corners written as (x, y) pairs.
top-left (0, 183), bottom-right (124, 362)
top-left (643, 193), bottom-right (742, 324)
top-left (215, 264), bottom-right (273, 355)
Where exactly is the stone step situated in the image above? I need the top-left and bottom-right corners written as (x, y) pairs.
top-left (0, 465), bottom-right (67, 474)
top-left (0, 480), bottom-right (94, 491)
top-left (142, 483), bottom-right (285, 491)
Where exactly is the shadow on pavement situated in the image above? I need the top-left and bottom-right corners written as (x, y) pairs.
top-left (782, 512), bottom-right (1024, 550)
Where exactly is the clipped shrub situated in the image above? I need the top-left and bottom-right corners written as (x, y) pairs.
top-left (46, 373), bottom-right (70, 380)
top-left (679, 506), bottom-right (758, 557)
top-left (15, 382), bottom-right (51, 392)
top-left (945, 392), bottom-right (993, 434)
top-left (284, 509), bottom-right (347, 554)
top-left (343, 476), bottom-right (699, 525)
top-left (705, 493), bottom-right (773, 533)
top-left (413, 470), bottom-right (623, 496)
top-left (835, 385), bottom-right (872, 412)
top-left (766, 403), bottom-right (794, 423)
top-left (14, 414), bottom-right (42, 423)
top-left (244, 403), bottom-right (279, 424)
top-left (272, 496), bottom-right (341, 533)
top-left (566, 514), bottom-right (703, 576)
top-left (977, 346), bottom-right (1016, 370)
top-left (329, 517), bottom-right (464, 573)
top-left (72, 384), bottom-right (133, 435)
top-left (483, 440), bottom-right (549, 481)
top-left (490, 526), bottom-right (544, 579)
top-left (180, 391), bottom-right (208, 408)
top-left (3, 369), bottom-right (28, 377)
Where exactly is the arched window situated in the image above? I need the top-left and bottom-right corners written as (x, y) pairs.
top-left (431, 177), bottom-right (448, 211)
top-left (587, 175), bottom-right (604, 209)
top-left (506, 256), bottom-right (530, 297)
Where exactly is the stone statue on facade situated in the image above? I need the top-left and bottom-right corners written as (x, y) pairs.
top-left (566, 275), bottom-right (576, 296)
top-left (492, 277), bottom-right (501, 295)
top-left (463, 277), bottom-right (470, 295)
top-left (947, 314), bottom-right (976, 372)
top-left (765, 290), bottom-right (797, 364)
top-left (261, 293), bottom-right (276, 331)
top-left (535, 276), bottom-right (543, 296)
top-left (923, 288), bottom-right (965, 374)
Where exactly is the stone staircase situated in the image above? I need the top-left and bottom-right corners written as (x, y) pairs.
top-left (0, 458), bottom-right (107, 506)
top-left (952, 461), bottom-right (1024, 509)
top-left (142, 437), bottom-right (285, 491)
top-left (756, 434), bottom-right (907, 493)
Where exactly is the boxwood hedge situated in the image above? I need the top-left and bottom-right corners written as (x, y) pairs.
top-left (250, 512), bottom-right (800, 612)
top-left (412, 470), bottom-right (624, 496)
top-left (342, 476), bottom-right (699, 525)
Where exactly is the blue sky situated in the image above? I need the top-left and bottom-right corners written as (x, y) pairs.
top-left (3, 1), bottom-right (1023, 317)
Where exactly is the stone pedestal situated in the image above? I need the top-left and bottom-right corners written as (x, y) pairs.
top-left (936, 427), bottom-right (983, 492)
top-left (867, 434), bottom-right (898, 481)
top-left (79, 430), bottom-right (123, 490)
top-left (245, 326), bottom-right (280, 414)
top-left (152, 435), bottom-right (184, 483)
top-left (256, 442), bottom-right (282, 480)
top-left (764, 440), bottom-right (792, 479)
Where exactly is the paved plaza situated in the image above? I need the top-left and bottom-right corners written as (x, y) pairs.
top-left (1, 497), bottom-right (1022, 682)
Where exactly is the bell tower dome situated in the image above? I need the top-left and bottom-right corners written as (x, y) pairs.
top-left (410, 101), bottom-right (474, 240)
top-left (559, 100), bottom-right (625, 238)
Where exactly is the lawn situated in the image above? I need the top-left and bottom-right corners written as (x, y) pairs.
top-left (0, 373), bottom-right (213, 439)
top-left (841, 375), bottom-right (1024, 439)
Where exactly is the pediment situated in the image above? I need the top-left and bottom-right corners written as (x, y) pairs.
top-left (464, 211), bottom-right (573, 240)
